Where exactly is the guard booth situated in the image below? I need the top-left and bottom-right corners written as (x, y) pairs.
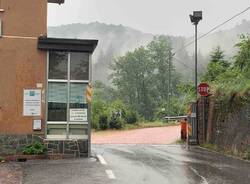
top-left (38, 37), bottom-right (98, 157)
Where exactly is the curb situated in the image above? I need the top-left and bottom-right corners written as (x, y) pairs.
top-left (197, 146), bottom-right (250, 163)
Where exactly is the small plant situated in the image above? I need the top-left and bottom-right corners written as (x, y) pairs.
top-left (0, 156), bottom-right (4, 162)
top-left (22, 141), bottom-right (46, 155)
top-left (243, 149), bottom-right (250, 160)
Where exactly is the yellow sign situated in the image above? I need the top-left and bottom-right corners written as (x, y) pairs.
top-left (86, 83), bottom-right (93, 103)
top-left (188, 124), bottom-right (192, 135)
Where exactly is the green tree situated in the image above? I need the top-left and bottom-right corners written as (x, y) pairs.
top-left (110, 36), bottom-right (183, 119)
top-left (234, 35), bottom-right (250, 71)
top-left (148, 35), bottom-right (180, 115)
top-left (110, 47), bottom-right (156, 120)
top-left (202, 47), bottom-right (230, 82)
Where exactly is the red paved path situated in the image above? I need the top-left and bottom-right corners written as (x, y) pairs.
top-left (92, 125), bottom-right (180, 144)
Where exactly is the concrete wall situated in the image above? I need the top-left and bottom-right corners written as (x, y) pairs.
top-left (0, 0), bottom-right (47, 134)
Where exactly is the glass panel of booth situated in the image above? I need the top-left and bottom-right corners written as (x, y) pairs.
top-left (49, 52), bottom-right (68, 80)
top-left (47, 82), bottom-right (67, 121)
top-left (46, 51), bottom-right (90, 139)
top-left (70, 52), bottom-right (89, 80)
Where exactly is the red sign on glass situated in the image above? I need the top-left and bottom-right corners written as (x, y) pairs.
top-left (198, 83), bottom-right (209, 97)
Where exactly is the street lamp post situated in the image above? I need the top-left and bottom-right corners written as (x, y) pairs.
top-left (189, 11), bottom-right (202, 145)
top-left (190, 11), bottom-right (202, 99)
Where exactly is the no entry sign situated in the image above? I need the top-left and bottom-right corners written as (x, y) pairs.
top-left (198, 83), bottom-right (209, 97)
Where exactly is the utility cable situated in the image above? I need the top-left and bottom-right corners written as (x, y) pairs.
top-left (173, 6), bottom-right (250, 55)
top-left (173, 56), bottom-right (194, 71)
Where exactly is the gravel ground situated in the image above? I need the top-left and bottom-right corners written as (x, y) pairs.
top-left (0, 163), bottom-right (22, 184)
top-left (92, 125), bottom-right (181, 144)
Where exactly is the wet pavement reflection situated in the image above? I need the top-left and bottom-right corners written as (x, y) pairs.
top-left (93, 144), bottom-right (250, 184)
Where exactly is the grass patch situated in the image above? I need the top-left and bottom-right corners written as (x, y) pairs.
top-left (201, 143), bottom-right (250, 160)
top-left (175, 139), bottom-right (185, 144)
top-left (201, 143), bottom-right (218, 151)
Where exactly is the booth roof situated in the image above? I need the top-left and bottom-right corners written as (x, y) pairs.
top-left (37, 37), bottom-right (98, 53)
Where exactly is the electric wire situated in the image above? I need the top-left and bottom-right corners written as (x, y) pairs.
top-left (173, 6), bottom-right (250, 55)
top-left (173, 56), bottom-right (194, 71)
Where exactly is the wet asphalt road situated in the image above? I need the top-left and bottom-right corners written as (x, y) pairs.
top-left (93, 144), bottom-right (250, 184)
top-left (22, 158), bottom-right (110, 184)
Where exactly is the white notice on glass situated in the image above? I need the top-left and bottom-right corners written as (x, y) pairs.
top-left (23, 89), bottom-right (41, 116)
top-left (70, 109), bottom-right (87, 122)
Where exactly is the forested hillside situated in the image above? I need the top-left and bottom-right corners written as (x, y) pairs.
top-left (48, 20), bottom-right (250, 84)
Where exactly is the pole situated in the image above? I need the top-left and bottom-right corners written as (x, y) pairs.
top-left (88, 54), bottom-right (92, 157)
top-left (168, 50), bottom-right (171, 119)
top-left (195, 23), bottom-right (198, 100)
top-left (194, 23), bottom-right (198, 144)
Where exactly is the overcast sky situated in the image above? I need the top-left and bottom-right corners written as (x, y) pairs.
top-left (48, 0), bottom-right (250, 36)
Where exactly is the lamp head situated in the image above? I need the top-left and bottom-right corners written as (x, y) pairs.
top-left (190, 11), bottom-right (202, 25)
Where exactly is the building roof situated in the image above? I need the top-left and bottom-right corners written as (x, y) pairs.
top-left (48, 0), bottom-right (65, 4)
top-left (38, 37), bottom-right (98, 53)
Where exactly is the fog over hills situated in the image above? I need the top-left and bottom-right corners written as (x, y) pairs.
top-left (48, 20), bottom-right (250, 84)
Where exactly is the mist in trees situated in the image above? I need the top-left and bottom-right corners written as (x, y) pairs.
top-left (201, 35), bottom-right (250, 99)
top-left (110, 36), bottom-right (188, 120)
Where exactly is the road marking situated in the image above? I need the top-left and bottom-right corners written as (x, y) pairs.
top-left (96, 154), bottom-right (107, 165)
top-left (105, 170), bottom-right (116, 179)
top-left (189, 167), bottom-right (208, 184)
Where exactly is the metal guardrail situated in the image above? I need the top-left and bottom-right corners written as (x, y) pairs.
top-left (163, 116), bottom-right (187, 120)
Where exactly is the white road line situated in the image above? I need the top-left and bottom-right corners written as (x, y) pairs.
top-left (96, 154), bottom-right (107, 165)
top-left (189, 167), bottom-right (209, 184)
top-left (105, 170), bottom-right (116, 179)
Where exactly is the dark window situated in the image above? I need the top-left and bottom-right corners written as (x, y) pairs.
top-left (70, 52), bottom-right (89, 80)
top-left (49, 52), bottom-right (68, 80)
top-left (48, 82), bottom-right (67, 121)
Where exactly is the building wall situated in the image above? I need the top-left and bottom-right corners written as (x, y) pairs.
top-left (0, 0), bottom-right (47, 37)
top-left (0, 0), bottom-right (47, 134)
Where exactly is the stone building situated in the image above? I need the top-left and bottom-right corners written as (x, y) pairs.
top-left (0, 0), bottom-right (97, 157)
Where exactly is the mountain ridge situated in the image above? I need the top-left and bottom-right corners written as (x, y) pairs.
top-left (48, 20), bottom-right (250, 83)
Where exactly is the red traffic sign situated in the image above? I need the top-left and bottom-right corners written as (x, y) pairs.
top-left (198, 83), bottom-right (209, 96)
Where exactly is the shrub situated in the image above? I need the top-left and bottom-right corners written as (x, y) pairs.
top-left (92, 97), bottom-right (107, 129)
top-left (99, 114), bottom-right (109, 130)
top-left (109, 114), bottom-right (124, 129)
top-left (22, 141), bottom-right (46, 155)
top-left (125, 111), bottom-right (138, 124)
